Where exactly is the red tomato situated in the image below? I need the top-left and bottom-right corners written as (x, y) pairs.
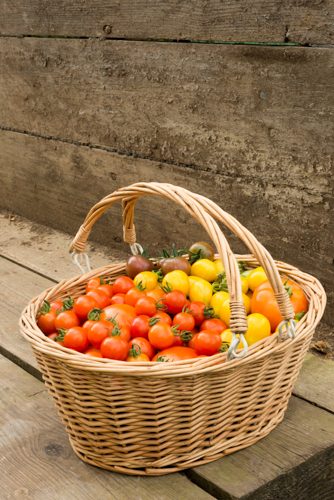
top-left (201, 318), bottom-right (227, 335)
top-left (37, 307), bottom-right (57, 335)
top-left (152, 346), bottom-right (197, 362)
top-left (50, 300), bottom-right (63, 312)
top-left (112, 276), bottom-right (134, 295)
top-left (82, 319), bottom-right (97, 331)
top-left (162, 290), bottom-right (188, 315)
top-left (100, 337), bottom-right (129, 360)
top-left (87, 320), bottom-right (113, 348)
top-left (188, 301), bottom-right (214, 326)
top-left (73, 295), bottom-right (98, 321)
top-left (191, 330), bottom-right (221, 356)
top-left (127, 352), bottom-right (150, 362)
top-left (129, 337), bottom-right (155, 360)
top-left (135, 296), bottom-right (157, 317)
top-left (130, 315), bottom-right (150, 339)
top-left (86, 277), bottom-right (102, 292)
top-left (172, 312), bottom-right (195, 332)
top-left (63, 327), bottom-right (89, 352)
top-left (148, 323), bottom-right (175, 350)
top-left (110, 293), bottom-right (126, 304)
top-left (97, 284), bottom-right (114, 298)
top-left (149, 311), bottom-right (172, 326)
top-left (55, 310), bottom-right (80, 330)
top-left (87, 289), bottom-right (110, 309)
top-left (124, 287), bottom-right (146, 306)
top-left (85, 347), bottom-right (102, 357)
top-left (101, 304), bottom-right (136, 328)
top-left (47, 332), bottom-right (58, 341)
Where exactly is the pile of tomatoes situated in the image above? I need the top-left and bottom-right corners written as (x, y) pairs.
top-left (37, 241), bottom-right (308, 362)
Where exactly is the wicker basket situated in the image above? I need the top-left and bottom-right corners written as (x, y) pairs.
top-left (20, 182), bottom-right (326, 476)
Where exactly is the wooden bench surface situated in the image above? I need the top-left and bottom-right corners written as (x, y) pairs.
top-left (1, 213), bottom-right (333, 499)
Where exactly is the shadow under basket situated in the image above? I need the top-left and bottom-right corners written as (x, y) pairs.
top-left (20, 182), bottom-right (326, 475)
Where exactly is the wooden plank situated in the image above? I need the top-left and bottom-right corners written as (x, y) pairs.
top-left (0, 355), bottom-right (214, 499)
top-left (186, 396), bottom-right (334, 499)
top-left (294, 353), bottom-right (334, 413)
top-left (0, 129), bottom-right (333, 327)
top-left (0, 1), bottom-right (333, 44)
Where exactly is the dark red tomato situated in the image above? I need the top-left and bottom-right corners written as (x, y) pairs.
top-left (191, 330), bottom-right (221, 356)
top-left (110, 293), bottom-right (126, 304)
top-left (131, 315), bottom-right (150, 339)
top-left (187, 301), bottom-right (214, 326)
top-left (100, 337), bottom-right (129, 360)
top-left (148, 323), bottom-right (175, 350)
top-left (73, 295), bottom-right (98, 321)
top-left (172, 312), bottom-right (195, 332)
top-left (149, 311), bottom-right (172, 326)
top-left (201, 318), bottom-right (227, 335)
top-left (87, 320), bottom-right (113, 348)
top-left (124, 287), bottom-right (146, 306)
top-left (50, 300), bottom-right (63, 312)
top-left (63, 327), bottom-right (89, 352)
top-left (163, 290), bottom-right (188, 315)
top-left (87, 289), bottom-right (110, 309)
top-left (135, 297), bottom-right (157, 317)
top-left (86, 277), bottom-right (102, 292)
top-left (85, 347), bottom-right (102, 357)
top-left (112, 276), bottom-right (134, 295)
top-left (97, 284), bottom-right (114, 298)
top-left (55, 310), bottom-right (80, 330)
top-left (129, 337), bottom-right (155, 360)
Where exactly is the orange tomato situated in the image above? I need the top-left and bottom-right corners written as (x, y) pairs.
top-left (101, 304), bottom-right (136, 328)
top-left (152, 346), bottom-right (198, 362)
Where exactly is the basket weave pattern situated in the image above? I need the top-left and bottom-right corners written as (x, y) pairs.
top-left (20, 183), bottom-right (326, 475)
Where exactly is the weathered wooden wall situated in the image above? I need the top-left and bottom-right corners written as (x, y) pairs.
top-left (0, 2), bottom-right (333, 323)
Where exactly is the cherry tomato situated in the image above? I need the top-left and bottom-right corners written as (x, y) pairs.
top-left (191, 330), bottom-right (221, 356)
top-left (87, 289), bottom-right (110, 309)
top-left (127, 352), bottom-right (150, 362)
top-left (55, 310), bottom-right (80, 330)
top-left (112, 276), bottom-right (134, 295)
top-left (73, 295), bottom-right (98, 321)
top-left (101, 304), bottom-right (136, 328)
top-left (47, 332), bottom-right (58, 341)
top-left (129, 337), bottom-right (155, 359)
top-left (135, 296), bottom-right (157, 317)
top-left (162, 271), bottom-right (189, 295)
top-left (85, 347), bottom-right (102, 357)
top-left (172, 312), bottom-right (195, 332)
top-left (100, 336), bottom-right (129, 360)
top-left (63, 327), bottom-right (89, 352)
top-left (149, 311), bottom-right (172, 326)
top-left (124, 287), bottom-right (146, 306)
top-left (148, 323), bottom-right (175, 350)
top-left (134, 271), bottom-right (158, 291)
top-left (50, 300), bottom-right (63, 312)
top-left (131, 315), bottom-right (150, 339)
top-left (201, 318), bottom-right (227, 335)
top-left (187, 301), bottom-right (214, 326)
top-left (146, 288), bottom-right (165, 303)
top-left (97, 284), bottom-right (114, 298)
top-left (152, 346), bottom-right (197, 362)
top-left (87, 320), bottom-right (113, 348)
top-left (162, 290), bottom-right (188, 315)
top-left (82, 319), bottom-right (97, 331)
top-left (86, 277), bottom-right (102, 292)
top-left (110, 293), bottom-right (126, 304)
top-left (251, 279), bottom-right (308, 331)
top-left (37, 304), bottom-right (57, 335)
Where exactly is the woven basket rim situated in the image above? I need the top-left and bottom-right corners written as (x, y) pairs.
top-left (20, 254), bottom-right (326, 377)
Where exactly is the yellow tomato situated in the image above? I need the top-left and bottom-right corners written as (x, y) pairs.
top-left (134, 271), bottom-right (158, 291)
top-left (191, 259), bottom-right (217, 282)
top-left (244, 313), bottom-right (271, 345)
top-left (241, 275), bottom-right (249, 294)
top-left (162, 270), bottom-right (189, 295)
top-left (219, 294), bottom-right (251, 326)
top-left (248, 267), bottom-right (268, 291)
top-left (210, 291), bottom-right (229, 316)
top-left (213, 259), bottom-right (224, 276)
top-left (188, 276), bottom-right (213, 305)
top-left (220, 329), bottom-right (242, 349)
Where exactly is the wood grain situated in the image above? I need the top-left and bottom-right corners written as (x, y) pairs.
top-left (1, 130), bottom-right (333, 326)
top-left (0, 0), bottom-right (333, 44)
top-left (0, 355), bottom-right (214, 499)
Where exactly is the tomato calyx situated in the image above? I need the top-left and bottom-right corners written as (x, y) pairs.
top-left (156, 355), bottom-right (168, 362)
top-left (171, 326), bottom-right (192, 343)
top-left (204, 306), bottom-right (215, 319)
top-left (135, 281), bottom-right (146, 291)
top-left (160, 246), bottom-right (187, 259)
top-left (61, 297), bottom-right (74, 312)
top-left (87, 308), bottom-right (102, 321)
top-left (152, 269), bottom-right (164, 282)
top-left (149, 316), bottom-right (161, 327)
top-left (295, 311), bottom-right (306, 321)
top-left (220, 342), bottom-right (229, 353)
top-left (161, 282), bottom-right (172, 293)
top-left (38, 300), bottom-right (51, 316)
top-left (128, 345), bottom-right (142, 358)
top-left (284, 280), bottom-right (293, 297)
top-left (212, 273), bottom-right (228, 293)
top-left (55, 328), bottom-right (66, 342)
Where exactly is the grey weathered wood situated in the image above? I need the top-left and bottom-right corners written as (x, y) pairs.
top-left (0, 0), bottom-right (333, 44)
top-left (186, 396), bottom-right (334, 499)
top-left (0, 127), bottom-right (333, 326)
top-left (294, 352), bottom-right (334, 413)
top-left (0, 355), bottom-right (214, 500)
